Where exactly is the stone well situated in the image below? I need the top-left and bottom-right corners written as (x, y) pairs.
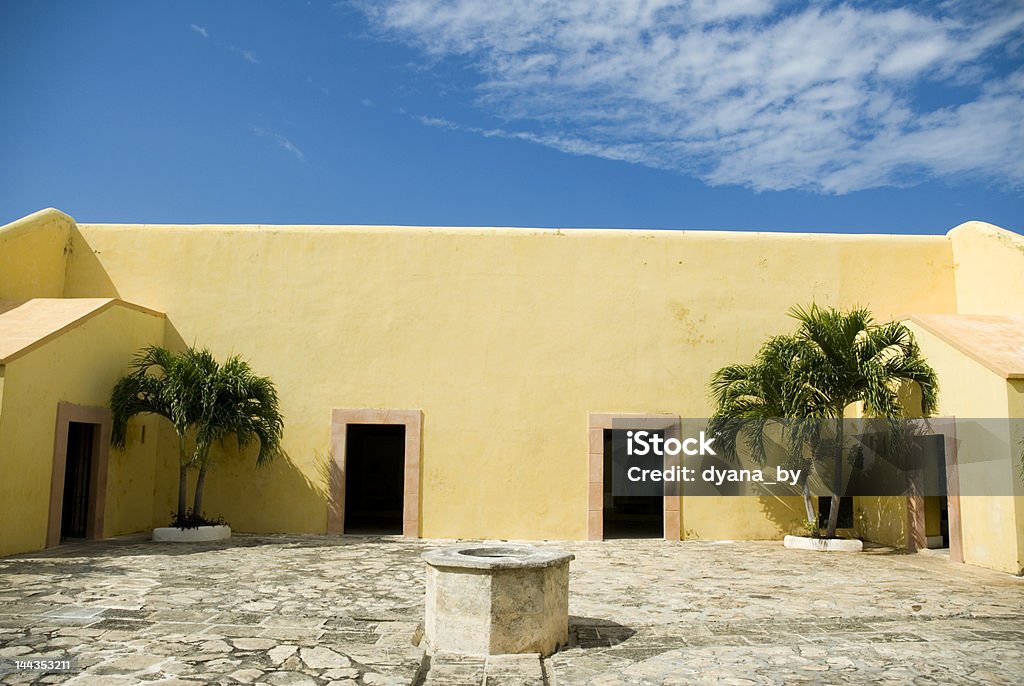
top-left (422, 544), bottom-right (574, 657)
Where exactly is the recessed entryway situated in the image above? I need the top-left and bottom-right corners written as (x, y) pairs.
top-left (919, 434), bottom-right (951, 549)
top-left (329, 409), bottom-right (422, 537)
top-left (587, 413), bottom-right (681, 541)
top-left (61, 422), bottom-right (96, 540)
top-left (907, 419), bottom-right (962, 562)
top-left (602, 429), bottom-right (664, 538)
top-left (47, 403), bottom-right (111, 547)
top-left (343, 424), bottom-right (406, 534)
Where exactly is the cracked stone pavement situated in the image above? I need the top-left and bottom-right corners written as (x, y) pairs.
top-left (1, 535), bottom-right (1022, 685)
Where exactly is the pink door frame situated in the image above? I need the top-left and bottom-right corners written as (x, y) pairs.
top-left (588, 412), bottom-right (681, 541)
top-left (46, 403), bottom-right (112, 547)
top-left (906, 417), bottom-right (963, 562)
top-left (329, 409), bottom-right (422, 538)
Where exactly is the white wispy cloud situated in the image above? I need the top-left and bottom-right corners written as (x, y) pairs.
top-left (360, 0), bottom-right (1024, 193)
top-left (251, 126), bottom-right (306, 161)
top-left (307, 75), bottom-right (330, 95)
top-left (189, 23), bottom-right (260, 65)
top-left (227, 45), bottom-right (260, 64)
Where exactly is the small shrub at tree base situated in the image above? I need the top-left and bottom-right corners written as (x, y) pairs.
top-left (169, 510), bottom-right (229, 530)
top-left (801, 520), bottom-right (824, 539)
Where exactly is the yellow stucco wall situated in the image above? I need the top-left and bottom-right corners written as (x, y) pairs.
top-left (923, 496), bottom-right (942, 537)
top-left (907, 323), bottom-right (1022, 574)
top-left (950, 221), bottom-right (1024, 317)
top-left (1006, 379), bottom-right (1024, 575)
top-left (57, 221), bottom-right (956, 540)
top-left (855, 496), bottom-right (908, 548)
top-left (944, 221), bottom-right (1024, 573)
top-left (0, 305), bottom-right (165, 557)
top-left (0, 208), bottom-right (72, 299)
top-left (683, 496), bottom-right (807, 540)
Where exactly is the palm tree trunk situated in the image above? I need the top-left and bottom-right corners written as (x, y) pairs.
top-left (825, 417), bottom-right (844, 538)
top-left (177, 437), bottom-right (188, 525)
top-left (802, 480), bottom-right (815, 526)
top-left (192, 463), bottom-right (207, 516)
top-left (825, 494), bottom-right (841, 538)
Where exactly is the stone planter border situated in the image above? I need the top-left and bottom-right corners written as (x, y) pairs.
top-left (152, 525), bottom-right (231, 542)
top-left (783, 535), bottom-right (863, 552)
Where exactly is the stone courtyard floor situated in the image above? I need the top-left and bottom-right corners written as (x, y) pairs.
top-left (0, 536), bottom-right (1022, 686)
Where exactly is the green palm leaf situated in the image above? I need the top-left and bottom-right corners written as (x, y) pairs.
top-left (110, 345), bottom-right (284, 525)
top-left (708, 303), bottom-right (938, 537)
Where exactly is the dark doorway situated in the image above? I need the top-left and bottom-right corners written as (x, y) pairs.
top-left (922, 434), bottom-right (950, 548)
top-left (817, 496), bottom-right (854, 529)
top-left (932, 435), bottom-right (950, 548)
top-left (344, 424), bottom-right (405, 534)
top-left (602, 429), bottom-right (663, 539)
top-left (61, 422), bottom-right (96, 541)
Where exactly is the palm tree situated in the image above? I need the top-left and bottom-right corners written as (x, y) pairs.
top-left (189, 354), bottom-right (284, 514)
top-left (709, 304), bottom-right (938, 538)
top-left (110, 346), bottom-right (284, 526)
top-left (709, 335), bottom-right (824, 526)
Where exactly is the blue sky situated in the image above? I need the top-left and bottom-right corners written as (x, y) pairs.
top-left (1, 0), bottom-right (1021, 233)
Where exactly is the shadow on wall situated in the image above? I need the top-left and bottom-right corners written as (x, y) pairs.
top-left (145, 322), bottom-right (185, 526)
top-left (57, 224), bottom-right (331, 538)
top-left (149, 433), bottom-right (331, 535)
top-left (65, 224), bottom-right (119, 299)
top-left (129, 325), bottom-right (330, 535)
top-left (756, 493), bottom-right (809, 537)
top-left (855, 496), bottom-right (908, 548)
top-left (757, 492), bottom-right (909, 546)
top-left (320, 447), bottom-right (342, 534)
top-left (62, 221), bottom-right (174, 533)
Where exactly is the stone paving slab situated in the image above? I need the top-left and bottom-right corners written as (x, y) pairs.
top-left (0, 535), bottom-right (1021, 684)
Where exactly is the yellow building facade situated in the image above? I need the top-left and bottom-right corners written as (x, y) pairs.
top-left (1, 208), bottom-right (1021, 575)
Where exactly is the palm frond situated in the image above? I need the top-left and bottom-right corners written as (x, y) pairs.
top-left (111, 345), bottom-right (284, 466)
top-left (708, 303), bottom-right (940, 497)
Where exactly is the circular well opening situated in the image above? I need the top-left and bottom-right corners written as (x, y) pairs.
top-left (457, 546), bottom-right (525, 558)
